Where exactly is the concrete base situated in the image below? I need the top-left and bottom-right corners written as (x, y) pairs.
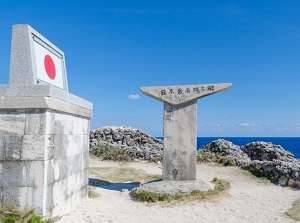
top-left (0, 109), bottom-right (90, 217)
top-left (135, 180), bottom-right (214, 196)
top-left (0, 93), bottom-right (92, 217)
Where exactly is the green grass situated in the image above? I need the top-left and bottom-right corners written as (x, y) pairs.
top-left (90, 143), bottom-right (135, 162)
top-left (239, 168), bottom-right (271, 185)
top-left (0, 205), bottom-right (55, 223)
top-left (88, 186), bottom-right (100, 199)
top-left (285, 198), bottom-right (300, 221)
top-left (197, 150), bottom-right (236, 166)
top-left (133, 177), bottom-right (230, 202)
top-left (90, 166), bottom-right (161, 183)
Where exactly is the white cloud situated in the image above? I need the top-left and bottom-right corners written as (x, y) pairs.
top-left (240, 123), bottom-right (256, 127)
top-left (128, 94), bottom-right (140, 100)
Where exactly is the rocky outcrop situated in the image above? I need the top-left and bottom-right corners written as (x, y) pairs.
top-left (239, 141), bottom-right (300, 187)
top-left (200, 139), bottom-right (251, 166)
top-left (241, 141), bottom-right (295, 162)
top-left (199, 139), bottom-right (300, 187)
top-left (241, 159), bottom-right (300, 187)
top-left (90, 126), bottom-right (163, 161)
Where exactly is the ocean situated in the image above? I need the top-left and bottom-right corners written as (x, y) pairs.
top-left (157, 137), bottom-right (300, 158)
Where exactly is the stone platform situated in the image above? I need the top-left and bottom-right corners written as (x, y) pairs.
top-left (135, 180), bottom-right (214, 196)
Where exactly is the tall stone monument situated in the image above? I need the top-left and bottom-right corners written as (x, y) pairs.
top-left (141, 83), bottom-right (231, 181)
top-left (0, 25), bottom-right (92, 217)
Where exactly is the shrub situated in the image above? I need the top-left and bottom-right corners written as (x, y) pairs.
top-left (285, 198), bottom-right (300, 221)
top-left (216, 157), bottom-right (236, 166)
top-left (90, 143), bottom-right (135, 161)
top-left (134, 191), bottom-right (159, 202)
top-left (88, 186), bottom-right (100, 199)
top-left (0, 205), bottom-right (54, 223)
top-left (241, 164), bottom-right (273, 180)
top-left (197, 150), bottom-right (236, 166)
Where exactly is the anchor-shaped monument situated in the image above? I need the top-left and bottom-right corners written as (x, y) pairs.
top-left (140, 83), bottom-right (232, 182)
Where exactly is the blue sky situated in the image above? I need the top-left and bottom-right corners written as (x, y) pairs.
top-left (0, 1), bottom-right (300, 137)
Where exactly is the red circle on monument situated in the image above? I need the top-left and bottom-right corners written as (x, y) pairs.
top-left (44, 55), bottom-right (56, 80)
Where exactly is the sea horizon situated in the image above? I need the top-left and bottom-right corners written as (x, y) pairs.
top-left (156, 136), bottom-right (300, 158)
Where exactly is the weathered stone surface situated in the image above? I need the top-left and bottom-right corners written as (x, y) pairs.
top-left (135, 180), bottom-right (214, 196)
top-left (0, 110), bottom-right (91, 217)
top-left (163, 100), bottom-right (197, 180)
top-left (140, 83), bottom-right (232, 105)
top-left (90, 126), bottom-right (163, 161)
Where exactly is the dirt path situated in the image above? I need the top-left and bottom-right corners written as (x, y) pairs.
top-left (57, 159), bottom-right (300, 223)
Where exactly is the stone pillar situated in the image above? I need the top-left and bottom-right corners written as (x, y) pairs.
top-left (163, 100), bottom-right (197, 180)
top-left (0, 24), bottom-right (93, 217)
top-left (141, 84), bottom-right (231, 181)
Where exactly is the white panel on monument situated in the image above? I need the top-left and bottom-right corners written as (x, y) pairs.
top-left (9, 24), bottom-right (68, 91)
top-left (33, 37), bottom-right (65, 89)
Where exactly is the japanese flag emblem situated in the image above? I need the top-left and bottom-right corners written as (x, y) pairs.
top-left (34, 40), bottom-right (64, 89)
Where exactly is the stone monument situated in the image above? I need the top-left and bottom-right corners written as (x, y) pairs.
top-left (0, 24), bottom-right (92, 217)
top-left (141, 83), bottom-right (231, 181)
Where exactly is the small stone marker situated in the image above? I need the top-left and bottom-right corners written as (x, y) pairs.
top-left (141, 83), bottom-right (232, 181)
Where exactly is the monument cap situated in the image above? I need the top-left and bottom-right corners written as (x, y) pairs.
top-left (10, 24), bottom-right (68, 91)
top-left (141, 83), bottom-right (232, 105)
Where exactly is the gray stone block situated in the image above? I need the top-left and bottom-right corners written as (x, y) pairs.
top-left (0, 186), bottom-right (2, 203)
top-left (5, 135), bottom-right (23, 161)
top-left (22, 135), bottom-right (54, 160)
top-left (0, 111), bottom-right (25, 135)
top-left (0, 137), bottom-right (5, 160)
top-left (0, 161), bottom-right (44, 187)
top-left (2, 186), bottom-right (44, 215)
top-left (25, 110), bottom-right (47, 135)
top-left (0, 85), bottom-right (92, 110)
top-left (0, 96), bottom-right (92, 118)
top-left (9, 24), bottom-right (36, 86)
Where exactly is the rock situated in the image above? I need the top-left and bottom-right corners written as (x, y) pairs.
top-left (241, 141), bottom-right (295, 162)
top-left (201, 139), bottom-right (300, 188)
top-left (277, 176), bottom-right (286, 186)
top-left (240, 157), bottom-right (300, 187)
top-left (90, 126), bottom-right (163, 161)
top-left (200, 139), bottom-right (251, 166)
